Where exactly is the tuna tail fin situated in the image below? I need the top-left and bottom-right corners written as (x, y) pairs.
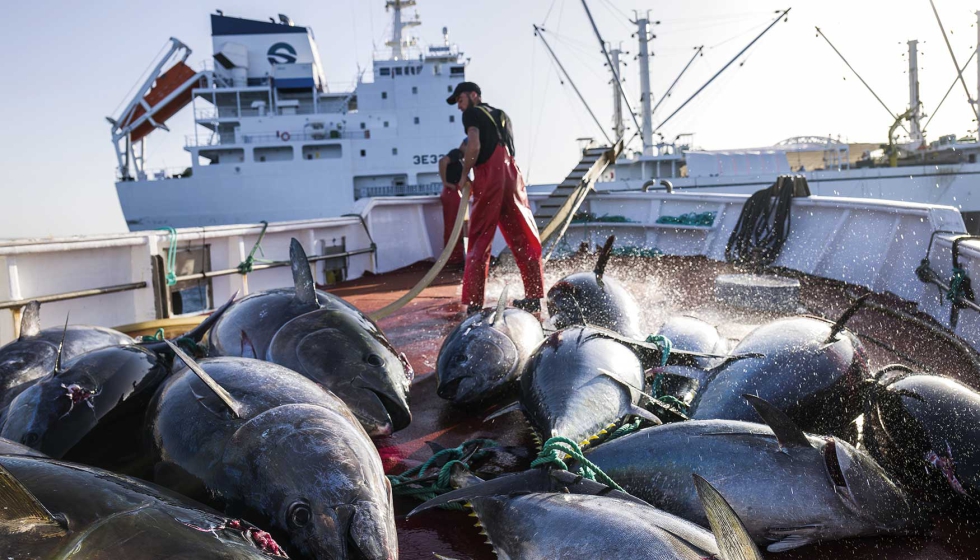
top-left (165, 340), bottom-right (245, 419)
top-left (408, 468), bottom-right (649, 518)
top-left (743, 394), bottom-right (811, 450)
top-left (490, 284), bottom-right (510, 326)
top-left (290, 238), bottom-right (318, 307)
top-left (19, 301), bottom-right (41, 339)
top-left (0, 463), bottom-right (67, 534)
top-left (53, 313), bottom-right (70, 375)
top-left (825, 293), bottom-right (869, 343)
top-left (692, 474), bottom-right (764, 560)
top-left (593, 235), bottom-right (616, 281)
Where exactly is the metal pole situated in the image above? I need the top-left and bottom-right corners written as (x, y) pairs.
top-left (0, 282), bottom-right (148, 311)
top-left (610, 47), bottom-right (625, 141)
top-left (908, 40), bottom-right (923, 143)
top-left (650, 46), bottom-right (703, 118)
top-left (172, 248), bottom-right (375, 283)
top-left (928, 0), bottom-right (980, 123)
top-left (657, 9), bottom-right (790, 132)
top-left (533, 25), bottom-right (613, 145)
top-left (977, 9), bottom-right (980, 137)
top-left (580, 0), bottom-right (644, 138)
top-left (636, 14), bottom-right (654, 155)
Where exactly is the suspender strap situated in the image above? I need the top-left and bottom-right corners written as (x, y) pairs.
top-left (475, 105), bottom-right (512, 156)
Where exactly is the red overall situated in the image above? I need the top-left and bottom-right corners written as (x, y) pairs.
top-left (439, 185), bottom-right (466, 265)
top-left (462, 145), bottom-right (544, 308)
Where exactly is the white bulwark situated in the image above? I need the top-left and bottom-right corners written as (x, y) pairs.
top-left (112, 2), bottom-right (467, 230)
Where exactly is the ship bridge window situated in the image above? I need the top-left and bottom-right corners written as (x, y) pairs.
top-left (380, 68), bottom-right (390, 76)
top-left (449, 115), bottom-right (455, 123)
top-left (384, 121), bottom-right (389, 127)
top-left (382, 91), bottom-right (388, 99)
top-left (412, 86), bottom-right (418, 94)
top-left (395, 67), bottom-right (403, 75)
top-left (302, 144), bottom-right (342, 160)
top-left (254, 146), bottom-right (293, 163)
top-left (198, 148), bottom-right (244, 166)
top-left (450, 66), bottom-right (465, 76)
top-left (360, 122), bottom-right (366, 129)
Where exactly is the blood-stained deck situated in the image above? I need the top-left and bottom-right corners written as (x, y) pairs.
top-left (325, 255), bottom-right (980, 560)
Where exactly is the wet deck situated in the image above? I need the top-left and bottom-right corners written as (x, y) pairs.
top-left (326, 255), bottom-right (980, 560)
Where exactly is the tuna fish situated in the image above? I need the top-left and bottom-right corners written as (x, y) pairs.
top-left (209, 238), bottom-right (412, 436)
top-left (653, 315), bottom-right (728, 406)
top-left (863, 370), bottom-right (980, 505)
top-left (0, 344), bottom-right (168, 472)
top-left (147, 342), bottom-right (398, 559)
top-left (546, 235), bottom-right (643, 339)
top-left (691, 304), bottom-right (870, 436)
top-left (517, 326), bottom-right (661, 447)
top-left (0, 436), bottom-right (45, 457)
top-left (0, 302), bottom-right (133, 411)
top-left (586, 394), bottom-right (919, 551)
top-left (409, 468), bottom-right (762, 560)
top-left (0, 455), bottom-right (286, 558)
top-left (436, 288), bottom-right (544, 404)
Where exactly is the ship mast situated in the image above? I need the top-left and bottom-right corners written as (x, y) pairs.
top-left (386, 0), bottom-right (421, 60)
top-left (907, 40), bottom-right (923, 145)
top-left (634, 12), bottom-right (655, 155)
top-left (610, 45), bottom-right (625, 142)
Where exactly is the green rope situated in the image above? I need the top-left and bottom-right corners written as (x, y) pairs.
top-left (947, 267), bottom-right (969, 303)
top-left (610, 246), bottom-right (663, 258)
top-left (175, 336), bottom-right (208, 359)
top-left (138, 328), bottom-right (166, 343)
top-left (386, 439), bottom-right (498, 510)
top-left (158, 227), bottom-right (178, 286)
top-left (655, 211), bottom-right (716, 226)
top-left (237, 221), bottom-right (269, 275)
top-left (606, 417), bottom-right (643, 442)
top-left (529, 436), bottom-right (623, 492)
top-left (642, 334), bottom-right (690, 412)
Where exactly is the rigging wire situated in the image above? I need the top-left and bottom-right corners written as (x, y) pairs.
top-left (111, 42), bottom-right (173, 119)
top-left (928, 0), bottom-right (980, 123)
top-left (650, 46), bottom-right (703, 120)
top-left (656, 9), bottom-right (791, 133)
top-left (924, 47), bottom-right (980, 133)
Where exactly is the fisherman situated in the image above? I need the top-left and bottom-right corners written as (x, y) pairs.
top-left (438, 140), bottom-right (467, 267)
top-left (446, 82), bottom-right (544, 314)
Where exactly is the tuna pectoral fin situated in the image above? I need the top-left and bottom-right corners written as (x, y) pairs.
top-left (0, 464), bottom-right (66, 534)
top-left (743, 394), bottom-right (811, 450)
top-left (627, 404), bottom-right (663, 426)
top-left (290, 238), bottom-right (319, 307)
top-left (165, 340), bottom-right (245, 419)
top-left (19, 301), bottom-right (41, 339)
top-left (766, 533), bottom-right (816, 553)
top-left (484, 401), bottom-right (523, 422)
top-left (692, 474), bottom-right (763, 560)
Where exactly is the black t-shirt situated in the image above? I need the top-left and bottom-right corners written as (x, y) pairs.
top-left (462, 103), bottom-right (515, 166)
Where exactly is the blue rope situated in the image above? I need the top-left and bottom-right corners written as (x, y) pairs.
top-left (386, 439), bottom-right (498, 510)
top-left (530, 436), bottom-right (624, 491)
top-left (947, 267), bottom-right (969, 304)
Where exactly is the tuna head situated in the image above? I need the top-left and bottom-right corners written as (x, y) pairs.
top-left (268, 310), bottom-right (412, 437)
top-left (222, 404), bottom-right (398, 559)
top-left (436, 311), bottom-right (521, 404)
top-left (820, 436), bottom-right (918, 534)
top-left (0, 339), bottom-right (56, 407)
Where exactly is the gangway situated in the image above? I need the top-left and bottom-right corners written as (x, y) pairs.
top-left (108, 38), bottom-right (207, 181)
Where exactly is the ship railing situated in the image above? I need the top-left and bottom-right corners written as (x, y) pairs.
top-left (356, 183), bottom-right (443, 199)
top-left (240, 130), bottom-right (362, 144)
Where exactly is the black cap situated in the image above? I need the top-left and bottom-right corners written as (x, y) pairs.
top-left (446, 82), bottom-right (481, 104)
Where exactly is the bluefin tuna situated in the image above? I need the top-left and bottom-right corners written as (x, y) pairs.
top-left (147, 342), bottom-right (398, 559)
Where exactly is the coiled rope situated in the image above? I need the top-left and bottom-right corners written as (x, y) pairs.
top-left (387, 437), bottom-right (496, 510)
top-left (530, 436), bottom-right (623, 491)
top-left (158, 227), bottom-right (178, 286)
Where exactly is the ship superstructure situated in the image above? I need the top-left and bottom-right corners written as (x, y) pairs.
top-left (111, 1), bottom-right (467, 229)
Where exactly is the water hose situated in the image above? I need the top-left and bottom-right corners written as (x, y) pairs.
top-left (369, 184), bottom-right (471, 321)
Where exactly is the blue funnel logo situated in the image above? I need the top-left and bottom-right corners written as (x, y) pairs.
top-left (267, 42), bottom-right (297, 65)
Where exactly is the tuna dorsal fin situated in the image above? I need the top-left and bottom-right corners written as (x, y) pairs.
top-left (0, 463), bottom-right (66, 534)
top-left (825, 293), bottom-right (869, 343)
top-left (165, 340), bottom-right (244, 419)
top-left (19, 301), bottom-right (41, 339)
top-left (290, 238), bottom-right (318, 307)
top-left (692, 474), bottom-right (764, 560)
top-left (54, 313), bottom-right (70, 375)
top-left (742, 394), bottom-right (811, 450)
top-left (490, 285), bottom-right (510, 326)
top-left (593, 235), bottom-right (616, 281)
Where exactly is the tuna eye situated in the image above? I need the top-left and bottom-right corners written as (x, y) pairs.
top-left (453, 354), bottom-right (467, 364)
top-left (286, 502), bottom-right (312, 528)
top-left (21, 432), bottom-right (39, 447)
top-left (365, 354), bottom-right (385, 367)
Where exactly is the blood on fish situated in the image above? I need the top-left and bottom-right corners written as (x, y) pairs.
top-left (925, 442), bottom-right (967, 496)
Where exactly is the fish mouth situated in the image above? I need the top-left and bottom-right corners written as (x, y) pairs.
top-left (355, 385), bottom-right (411, 436)
top-left (437, 376), bottom-right (469, 401)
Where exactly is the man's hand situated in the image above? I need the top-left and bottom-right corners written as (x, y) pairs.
top-left (443, 181), bottom-right (460, 192)
top-left (460, 178), bottom-right (472, 192)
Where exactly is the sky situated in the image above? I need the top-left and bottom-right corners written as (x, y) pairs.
top-left (1, 0), bottom-right (978, 239)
